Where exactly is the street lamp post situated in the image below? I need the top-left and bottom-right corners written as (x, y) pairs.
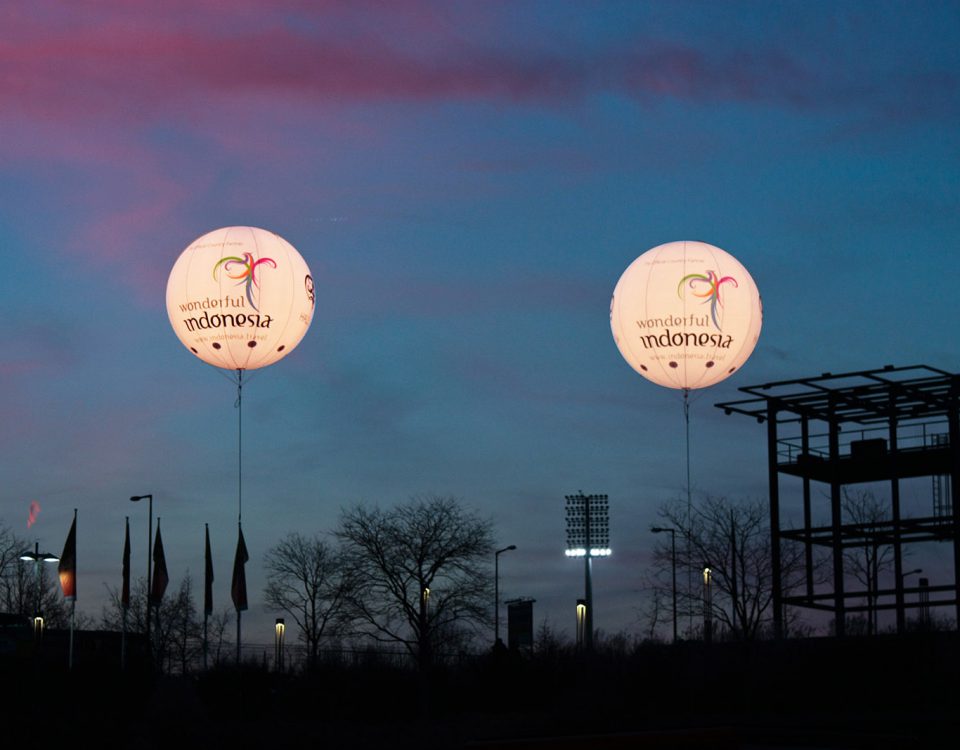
top-left (703, 564), bottom-right (713, 643)
top-left (130, 494), bottom-right (153, 645)
top-left (918, 577), bottom-right (930, 628)
top-left (565, 493), bottom-right (611, 653)
top-left (901, 567), bottom-right (923, 582)
top-left (275, 618), bottom-right (285, 672)
top-left (494, 545), bottom-right (516, 647)
top-left (650, 526), bottom-right (678, 643)
top-left (19, 542), bottom-right (59, 639)
top-left (575, 599), bottom-right (587, 650)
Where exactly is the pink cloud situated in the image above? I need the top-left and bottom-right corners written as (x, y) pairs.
top-left (2, 2), bottom-right (954, 126)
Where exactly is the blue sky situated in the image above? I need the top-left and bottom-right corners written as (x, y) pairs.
top-left (1, 0), bottom-right (958, 643)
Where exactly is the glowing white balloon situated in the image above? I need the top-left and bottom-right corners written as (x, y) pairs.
top-left (610, 241), bottom-right (762, 389)
top-left (166, 226), bottom-right (315, 371)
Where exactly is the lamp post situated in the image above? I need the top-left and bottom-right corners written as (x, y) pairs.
top-left (918, 577), bottom-right (930, 629)
top-left (575, 599), bottom-right (587, 650)
top-left (900, 567), bottom-right (923, 582)
top-left (565, 493), bottom-right (610, 653)
top-left (275, 618), bottom-right (285, 672)
top-left (19, 542), bottom-right (59, 639)
top-left (494, 545), bottom-right (516, 647)
top-left (130, 494), bottom-right (153, 645)
top-left (650, 526), bottom-right (678, 643)
top-left (702, 564), bottom-right (713, 643)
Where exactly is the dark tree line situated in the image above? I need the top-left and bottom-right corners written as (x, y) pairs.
top-left (264, 495), bottom-right (494, 671)
top-left (0, 522), bottom-right (70, 628)
top-left (647, 495), bottom-right (820, 641)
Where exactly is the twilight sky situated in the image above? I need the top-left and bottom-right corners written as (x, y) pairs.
top-left (1, 0), bottom-right (958, 645)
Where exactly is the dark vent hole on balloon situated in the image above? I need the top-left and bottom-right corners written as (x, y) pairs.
top-left (212, 343), bottom-right (222, 350)
top-left (277, 345), bottom-right (286, 352)
top-left (669, 361), bottom-right (678, 369)
top-left (247, 341), bottom-right (257, 348)
top-left (640, 365), bottom-right (648, 371)
top-left (190, 347), bottom-right (198, 354)
top-left (706, 361), bottom-right (715, 368)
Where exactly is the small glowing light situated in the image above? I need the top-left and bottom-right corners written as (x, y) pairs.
top-left (590, 548), bottom-right (612, 557)
top-left (703, 566), bottom-right (712, 584)
top-left (275, 618), bottom-right (285, 637)
top-left (422, 587), bottom-right (431, 603)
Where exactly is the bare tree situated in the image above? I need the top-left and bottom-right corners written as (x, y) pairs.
top-left (102, 574), bottom-right (200, 673)
top-left (0, 522), bottom-right (22, 584)
top-left (651, 495), bottom-right (815, 640)
top-left (336, 495), bottom-right (494, 670)
top-left (101, 576), bottom-right (148, 633)
top-left (207, 608), bottom-right (233, 667)
top-left (263, 532), bottom-right (349, 668)
top-left (2, 554), bottom-right (68, 627)
top-left (841, 489), bottom-right (894, 635)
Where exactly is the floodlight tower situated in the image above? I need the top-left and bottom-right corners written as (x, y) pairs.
top-left (565, 492), bottom-right (610, 652)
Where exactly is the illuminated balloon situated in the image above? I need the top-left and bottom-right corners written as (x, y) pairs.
top-left (610, 241), bottom-right (762, 389)
top-left (166, 226), bottom-right (315, 371)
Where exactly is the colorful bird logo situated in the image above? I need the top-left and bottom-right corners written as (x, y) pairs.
top-left (213, 252), bottom-right (277, 311)
top-left (677, 270), bottom-right (738, 330)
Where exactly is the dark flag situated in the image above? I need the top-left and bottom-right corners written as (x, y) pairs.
top-left (231, 525), bottom-right (248, 612)
top-left (204, 524), bottom-right (214, 616)
top-left (122, 517), bottom-right (131, 609)
top-left (58, 514), bottom-right (77, 601)
top-left (150, 524), bottom-right (169, 604)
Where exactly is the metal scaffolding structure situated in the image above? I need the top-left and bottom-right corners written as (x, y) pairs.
top-left (716, 364), bottom-right (960, 637)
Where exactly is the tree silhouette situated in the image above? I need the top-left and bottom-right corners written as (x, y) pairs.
top-left (336, 495), bottom-right (494, 670)
top-left (841, 489), bottom-right (895, 635)
top-left (651, 495), bottom-right (817, 640)
top-left (102, 574), bottom-right (200, 673)
top-left (263, 532), bottom-right (349, 668)
top-left (0, 524), bottom-right (67, 627)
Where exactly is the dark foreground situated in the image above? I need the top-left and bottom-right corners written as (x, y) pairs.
top-left (2, 633), bottom-right (957, 749)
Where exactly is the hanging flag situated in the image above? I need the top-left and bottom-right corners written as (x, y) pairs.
top-left (58, 514), bottom-right (77, 601)
top-left (150, 524), bottom-right (169, 604)
top-left (231, 525), bottom-right (248, 611)
top-left (204, 524), bottom-right (214, 616)
top-left (122, 518), bottom-right (131, 610)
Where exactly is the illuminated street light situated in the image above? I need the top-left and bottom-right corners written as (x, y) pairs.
top-left (565, 493), bottom-right (610, 652)
top-left (275, 618), bottom-right (285, 672)
top-left (19, 542), bottom-right (58, 639)
top-left (703, 564), bottom-right (713, 643)
top-left (650, 526), bottom-right (678, 643)
top-left (575, 599), bottom-right (587, 649)
top-left (494, 545), bottom-right (516, 647)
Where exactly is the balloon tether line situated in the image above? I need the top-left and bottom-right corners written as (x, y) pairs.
top-left (236, 368), bottom-right (243, 524)
top-left (683, 387), bottom-right (693, 636)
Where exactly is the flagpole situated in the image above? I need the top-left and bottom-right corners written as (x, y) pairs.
top-left (122, 516), bottom-right (129, 671)
top-left (68, 508), bottom-right (77, 670)
top-left (236, 522), bottom-right (242, 665)
top-left (203, 523), bottom-right (211, 671)
top-left (69, 600), bottom-right (75, 670)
